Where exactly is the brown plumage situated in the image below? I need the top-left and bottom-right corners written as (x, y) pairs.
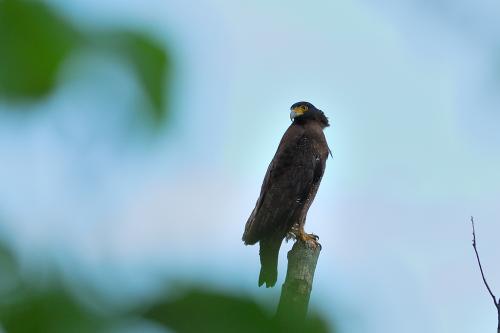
top-left (242, 101), bottom-right (331, 287)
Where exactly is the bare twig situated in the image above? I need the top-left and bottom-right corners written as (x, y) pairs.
top-left (471, 216), bottom-right (500, 332)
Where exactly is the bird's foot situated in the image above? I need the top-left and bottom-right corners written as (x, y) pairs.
top-left (296, 231), bottom-right (321, 249)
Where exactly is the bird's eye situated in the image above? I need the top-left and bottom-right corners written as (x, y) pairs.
top-left (300, 105), bottom-right (308, 111)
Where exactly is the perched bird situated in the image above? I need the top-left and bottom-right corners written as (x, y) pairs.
top-left (242, 101), bottom-right (331, 288)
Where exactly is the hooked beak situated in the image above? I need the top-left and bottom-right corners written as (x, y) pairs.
top-left (289, 107), bottom-right (305, 121)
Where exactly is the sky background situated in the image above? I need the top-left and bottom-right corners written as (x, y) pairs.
top-left (1, 0), bottom-right (500, 332)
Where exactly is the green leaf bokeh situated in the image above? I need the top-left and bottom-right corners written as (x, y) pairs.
top-left (0, 0), bottom-right (79, 100)
top-left (0, 0), bottom-right (171, 125)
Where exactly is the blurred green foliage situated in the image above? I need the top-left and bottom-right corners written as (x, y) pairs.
top-left (97, 31), bottom-right (170, 123)
top-left (145, 288), bottom-right (330, 333)
top-left (0, 243), bottom-right (115, 333)
top-left (1, 289), bottom-right (111, 333)
top-left (0, 0), bottom-right (79, 100)
top-left (0, 0), bottom-right (170, 124)
top-left (0, 242), bottom-right (332, 332)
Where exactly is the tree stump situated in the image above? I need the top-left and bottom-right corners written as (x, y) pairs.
top-left (276, 240), bottom-right (321, 320)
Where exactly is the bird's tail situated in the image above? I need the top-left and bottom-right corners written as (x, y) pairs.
top-left (258, 237), bottom-right (283, 288)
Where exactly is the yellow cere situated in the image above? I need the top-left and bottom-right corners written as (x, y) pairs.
top-left (292, 105), bottom-right (309, 116)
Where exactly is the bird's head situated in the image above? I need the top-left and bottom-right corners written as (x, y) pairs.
top-left (290, 101), bottom-right (330, 128)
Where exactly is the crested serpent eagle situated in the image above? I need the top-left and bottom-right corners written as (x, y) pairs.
top-left (242, 101), bottom-right (331, 288)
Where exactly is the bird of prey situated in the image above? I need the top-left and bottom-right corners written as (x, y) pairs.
top-left (242, 101), bottom-right (331, 288)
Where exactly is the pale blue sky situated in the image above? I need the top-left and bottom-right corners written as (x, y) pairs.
top-left (1, 0), bottom-right (500, 332)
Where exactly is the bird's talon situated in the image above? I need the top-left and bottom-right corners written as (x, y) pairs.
top-left (297, 232), bottom-right (321, 249)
